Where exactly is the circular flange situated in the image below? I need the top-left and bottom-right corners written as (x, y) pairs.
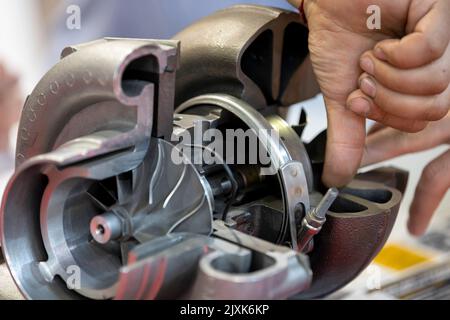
top-left (176, 93), bottom-right (311, 245)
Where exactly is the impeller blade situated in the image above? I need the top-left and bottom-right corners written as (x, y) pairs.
top-left (116, 171), bottom-right (133, 204)
top-left (86, 191), bottom-right (110, 211)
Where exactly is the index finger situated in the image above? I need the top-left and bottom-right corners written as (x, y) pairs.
top-left (322, 98), bottom-right (366, 187)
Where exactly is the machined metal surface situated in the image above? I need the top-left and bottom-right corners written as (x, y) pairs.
top-left (1, 5), bottom-right (407, 300)
top-left (1, 38), bottom-right (183, 299)
top-left (297, 188), bottom-right (339, 253)
top-left (174, 5), bottom-right (319, 108)
top-left (115, 223), bottom-right (312, 300)
top-left (295, 171), bottom-right (408, 299)
top-left (177, 94), bottom-right (312, 249)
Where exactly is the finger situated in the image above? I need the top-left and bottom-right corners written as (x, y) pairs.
top-left (322, 98), bottom-right (366, 187)
top-left (347, 89), bottom-right (429, 132)
top-left (408, 149), bottom-right (450, 236)
top-left (360, 48), bottom-right (450, 96)
top-left (357, 73), bottom-right (450, 121)
top-left (361, 116), bottom-right (450, 166)
top-left (374, 1), bottom-right (450, 69)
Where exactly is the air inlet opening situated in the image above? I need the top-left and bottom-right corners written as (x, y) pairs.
top-left (279, 23), bottom-right (309, 99)
top-left (329, 196), bottom-right (368, 213)
top-left (241, 30), bottom-right (274, 104)
top-left (210, 252), bottom-right (275, 274)
top-left (342, 188), bottom-right (393, 204)
top-left (211, 254), bottom-right (247, 274)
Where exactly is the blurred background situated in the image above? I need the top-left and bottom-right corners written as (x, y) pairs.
top-left (0, 0), bottom-right (449, 299)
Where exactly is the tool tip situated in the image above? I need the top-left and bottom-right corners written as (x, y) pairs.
top-left (327, 187), bottom-right (339, 199)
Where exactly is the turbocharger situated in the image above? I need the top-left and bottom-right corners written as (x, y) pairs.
top-left (0, 5), bottom-right (407, 300)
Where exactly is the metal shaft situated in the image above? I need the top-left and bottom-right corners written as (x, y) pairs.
top-left (297, 188), bottom-right (339, 252)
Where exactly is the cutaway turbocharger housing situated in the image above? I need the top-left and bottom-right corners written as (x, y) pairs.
top-left (1, 5), bottom-right (407, 300)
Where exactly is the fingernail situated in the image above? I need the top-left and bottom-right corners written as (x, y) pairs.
top-left (360, 77), bottom-right (377, 98)
top-left (374, 46), bottom-right (387, 61)
top-left (360, 56), bottom-right (374, 74)
top-left (347, 97), bottom-right (371, 116)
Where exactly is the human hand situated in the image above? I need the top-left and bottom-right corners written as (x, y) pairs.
top-left (287, 0), bottom-right (449, 187)
top-left (362, 114), bottom-right (450, 236)
top-left (0, 62), bottom-right (22, 151)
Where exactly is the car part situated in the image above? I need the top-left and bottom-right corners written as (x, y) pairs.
top-left (297, 187), bottom-right (339, 253)
top-left (1, 5), bottom-right (407, 300)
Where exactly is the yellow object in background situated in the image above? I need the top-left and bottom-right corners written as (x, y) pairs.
top-left (374, 244), bottom-right (432, 271)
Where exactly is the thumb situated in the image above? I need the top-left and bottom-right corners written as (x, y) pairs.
top-left (322, 98), bottom-right (367, 187)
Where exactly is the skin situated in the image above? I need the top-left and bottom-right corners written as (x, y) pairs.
top-left (288, 0), bottom-right (449, 235)
top-left (0, 62), bottom-right (22, 152)
top-left (363, 117), bottom-right (450, 236)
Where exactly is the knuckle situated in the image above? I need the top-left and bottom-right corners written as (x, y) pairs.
top-left (428, 77), bottom-right (449, 95)
top-left (428, 66), bottom-right (450, 94)
top-left (433, 69), bottom-right (449, 93)
top-left (435, 97), bottom-right (450, 118)
top-left (430, 80), bottom-right (448, 95)
top-left (404, 121), bottom-right (428, 133)
top-left (424, 36), bottom-right (443, 59)
top-left (425, 95), bottom-right (449, 120)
